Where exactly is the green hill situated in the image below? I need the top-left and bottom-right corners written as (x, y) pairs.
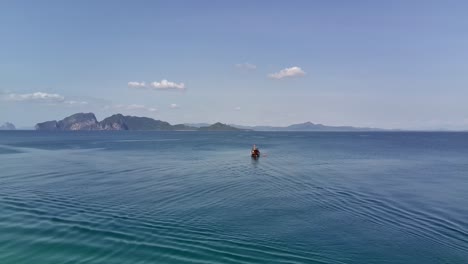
top-left (197, 122), bottom-right (242, 131)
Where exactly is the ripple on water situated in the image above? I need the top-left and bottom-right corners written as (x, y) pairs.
top-left (1, 131), bottom-right (468, 263)
top-left (0, 187), bottom-right (339, 264)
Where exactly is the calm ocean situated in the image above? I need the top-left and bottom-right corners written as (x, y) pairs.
top-left (0, 131), bottom-right (467, 263)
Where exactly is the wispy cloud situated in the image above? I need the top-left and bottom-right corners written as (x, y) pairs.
top-left (114, 104), bottom-right (158, 113)
top-left (150, 80), bottom-right (185, 90)
top-left (234, 106), bottom-right (241, 111)
top-left (3, 92), bottom-right (65, 103)
top-left (268, 66), bottom-right (305, 79)
top-left (127, 81), bottom-right (146, 88)
top-left (1, 92), bottom-right (91, 107)
top-left (169, 103), bottom-right (179, 109)
top-left (128, 80), bottom-right (185, 90)
top-left (65, 100), bottom-right (89, 105)
top-left (235, 62), bottom-right (257, 70)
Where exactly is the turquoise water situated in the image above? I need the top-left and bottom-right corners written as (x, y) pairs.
top-left (0, 131), bottom-right (467, 263)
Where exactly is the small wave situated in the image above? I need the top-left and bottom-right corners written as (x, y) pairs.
top-left (112, 139), bottom-right (181, 142)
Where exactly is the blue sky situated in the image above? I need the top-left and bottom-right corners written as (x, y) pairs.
top-left (1, 1), bottom-right (468, 129)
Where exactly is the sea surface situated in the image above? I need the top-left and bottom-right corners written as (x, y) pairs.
top-left (0, 131), bottom-right (467, 264)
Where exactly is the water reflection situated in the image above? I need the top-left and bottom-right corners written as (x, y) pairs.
top-left (251, 156), bottom-right (259, 167)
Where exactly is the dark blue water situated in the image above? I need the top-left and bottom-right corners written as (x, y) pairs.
top-left (0, 131), bottom-right (467, 263)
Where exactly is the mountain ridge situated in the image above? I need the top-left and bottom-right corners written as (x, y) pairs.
top-left (35, 113), bottom-right (239, 131)
top-left (34, 113), bottom-right (388, 131)
top-left (229, 121), bottom-right (383, 131)
top-left (0, 122), bottom-right (16, 130)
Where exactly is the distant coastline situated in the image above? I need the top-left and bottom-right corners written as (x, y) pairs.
top-left (31, 112), bottom-right (388, 132)
top-left (2, 112), bottom-right (460, 132)
top-left (34, 113), bottom-right (243, 131)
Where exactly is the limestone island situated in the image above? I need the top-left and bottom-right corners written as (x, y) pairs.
top-left (35, 113), bottom-right (243, 131)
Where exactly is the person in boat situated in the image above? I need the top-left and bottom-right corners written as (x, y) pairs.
top-left (251, 144), bottom-right (260, 157)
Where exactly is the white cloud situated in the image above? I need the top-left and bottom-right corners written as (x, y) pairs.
top-left (4, 92), bottom-right (65, 103)
top-left (268, 66), bottom-right (305, 79)
top-left (128, 80), bottom-right (185, 91)
top-left (234, 106), bottom-right (241, 111)
top-left (2, 92), bottom-right (92, 108)
top-left (149, 80), bottom-right (185, 90)
top-left (65, 100), bottom-right (88, 105)
top-left (128, 81), bottom-right (146, 88)
top-left (235, 62), bottom-right (257, 70)
top-left (169, 103), bottom-right (179, 109)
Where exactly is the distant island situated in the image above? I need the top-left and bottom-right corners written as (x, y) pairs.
top-left (34, 113), bottom-right (386, 132)
top-left (229, 122), bottom-right (383, 132)
top-left (35, 113), bottom-right (242, 131)
top-left (0, 122), bottom-right (16, 130)
top-left (198, 122), bottom-right (243, 131)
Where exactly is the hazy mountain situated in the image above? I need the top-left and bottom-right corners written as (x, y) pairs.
top-left (16, 126), bottom-right (34, 130)
top-left (184, 123), bottom-right (211, 128)
top-left (197, 122), bottom-right (244, 131)
top-left (35, 113), bottom-right (384, 132)
top-left (0, 122), bottom-right (16, 130)
top-left (284, 122), bottom-right (381, 131)
top-left (230, 122), bottom-right (382, 131)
